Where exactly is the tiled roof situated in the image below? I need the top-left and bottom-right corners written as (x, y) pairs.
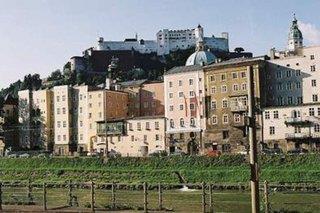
top-left (164, 65), bottom-right (202, 75)
top-left (118, 79), bottom-right (148, 87)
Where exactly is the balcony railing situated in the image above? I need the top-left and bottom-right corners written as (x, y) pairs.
top-left (285, 117), bottom-right (311, 126)
top-left (230, 105), bottom-right (248, 112)
top-left (285, 133), bottom-right (310, 139)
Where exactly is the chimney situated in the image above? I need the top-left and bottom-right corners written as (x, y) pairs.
top-left (269, 48), bottom-right (276, 60)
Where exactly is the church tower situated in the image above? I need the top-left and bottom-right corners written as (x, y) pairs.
top-left (287, 14), bottom-right (303, 52)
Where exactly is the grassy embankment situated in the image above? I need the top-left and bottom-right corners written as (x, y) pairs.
top-left (0, 154), bottom-right (319, 184)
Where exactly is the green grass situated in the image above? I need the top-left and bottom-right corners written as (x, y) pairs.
top-left (0, 154), bottom-right (319, 184)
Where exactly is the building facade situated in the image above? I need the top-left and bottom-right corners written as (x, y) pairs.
top-left (95, 116), bottom-right (166, 157)
top-left (203, 58), bottom-right (267, 154)
top-left (164, 65), bottom-right (206, 154)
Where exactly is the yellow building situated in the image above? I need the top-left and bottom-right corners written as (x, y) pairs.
top-left (203, 57), bottom-right (267, 154)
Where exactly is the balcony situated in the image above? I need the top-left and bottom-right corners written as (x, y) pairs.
top-left (285, 117), bottom-right (312, 126)
top-left (285, 133), bottom-right (310, 140)
top-left (230, 105), bottom-right (248, 112)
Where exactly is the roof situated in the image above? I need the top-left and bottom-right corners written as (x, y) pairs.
top-left (164, 64), bottom-right (202, 75)
top-left (204, 56), bottom-right (267, 69)
top-left (185, 50), bottom-right (216, 66)
top-left (118, 79), bottom-right (148, 87)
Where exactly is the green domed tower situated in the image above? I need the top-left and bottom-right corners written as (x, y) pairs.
top-left (287, 14), bottom-right (303, 52)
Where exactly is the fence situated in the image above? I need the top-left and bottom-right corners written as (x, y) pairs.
top-left (0, 180), bottom-right (319, 212)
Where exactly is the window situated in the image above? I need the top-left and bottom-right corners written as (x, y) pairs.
top-left (143, 102), bottom-right (149, 108)
top-left (312, 79), bottom-right (317, 87)
top-left (277, 83), bottom-right (283, 90)
top-left (296, 70), bottom-right (301, 76)
top-left (310, 55), bottom-right (315, 60)
top-left (223, 114), bottom-right (229, 124)
top-left (169, 105), bottom-right (174, 111)
top-left (80, 134), bottom-right (83, 141)
top-left (180, 118), bottom-right (185, 127)
top-left (232, 72), bottom-right (238, 79)
top-left (265, 111), bottom-right (270, 119)
top-left (286, 82), bottom-right (292, 90)
top-left (56, 96), bottom-right (60, 102)
top-left (269, 126), bottom-right (275, 135)
top-left (143, 135), bottom-right (147, 142)
top-left (89, 103), bottom-right (92, 108)
top-left (296, 82), bottom-right (301, 89)
top-left (190, 118), bottom-right (195, 127)
top-left (309, 108), bottom-right (315, 116)
top-left (62, 95), bottom-right (66, 101)
top-left (57, 108), bottom-right (60, 115)
top-left (294, 126), bottom-right (301, 133)
top-left (80, 94), bottom-right (83, 100)
top-left (211, 115), bottom-right (217, 124)
top-left (210, 75), bottom-right (215, 82)
top-left (240, 71), bottom-right (246, 78)
top-left (313, 94), bottom-right (318, 102)
top-left (318, 107), bottom-right (320, 116)
top-left (189, 91), bottom-right (195, 97)
top-left (189, 79), bottom-right (194, 85)
top-left (129, 123), bottom-right (133, 130)
top-left (242, 83), bottom-right (247, 90)
top-left (137, 122), bottom-right (141, 131)
top-left (314, 124), bottom-right (320, 132)
top-left (170, 119), bottom-right (174, 128)
top-left (288, 96), bottom-right (293, 105)
top-left (311, 65), bottom-right (316, 72)
top-left (146, 122), bottom-right (150, 130)
top-left (211, 86), bottom-right (216, 94)
top-left (273, 111), bottom-right (279, 119)
top-left (169, 93), bottom-right (173, 98)
top-left (211, 101), bottom-right (217, 109)
top-left (178, 80), bottom-right (182, 86)
top-left (180, 133), bottom-right (184, 140)
top-left (169, 81), bottom-right (173, 87)
top-left (221, 74), bottom-right (226, 81)
top-left (88, 113), bottom-right (92, 119)
top-left (155, 121), bottom-right (159, 130)
top-left (57, 121), bottom-right (61, 128)
top-left (155, 134), bottom-right (160, 141)
top-left (222, 130), bottom-right (229, 139)
top-left (232, 83), bottom-right (240, 92)
top-left (286, 70), bottom-right (291, 77)
top-left (221, 85), bottom-right (227, 93)
top-left (297, 97), bottom-right (303, 104)
top-left (276, 72), bottom-right (282, 79)
top-left (222, 99), bottom-right (228, 108)
top-left (62, 107), bottom-right (66, 114)
top-left (179, 92), bottom-right (184, 97)
top-left (277, 97), bottom-right (283, 105)
top-left (131, 135), bottom-right (134, 142)
top-left (57, 135), bottom-right (61, 141)
top-left (63, 135), bottom-right (66, 141)
top-left (234, 114), bottom-right (240, 123)
top-left (80, 107), bottom-right (82, 113)
top-left (99, 112), bottom-right (102, 118)
top-left (190, 103), bottom-right (195, 110)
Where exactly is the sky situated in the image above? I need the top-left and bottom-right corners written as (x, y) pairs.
top-left (1, 0), bottom-right (320, 89)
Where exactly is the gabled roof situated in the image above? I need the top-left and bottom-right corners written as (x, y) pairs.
top-left (118, 79), bottom-right (148, 87)
top-left (164, 64), bottom-right (202, 75)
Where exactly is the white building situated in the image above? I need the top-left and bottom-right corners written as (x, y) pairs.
top-left (263, 15), bottom-right (320, 152)
top-left (95, 25), bottom-right (229, 56)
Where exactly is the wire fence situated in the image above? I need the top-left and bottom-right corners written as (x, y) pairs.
top-left (0, 180), bottom-right (319, 212)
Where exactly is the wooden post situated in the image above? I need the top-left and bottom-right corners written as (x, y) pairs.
top-left (264, 180), bottom-right (270, 213)
top-left (111, 182), bottom-right (116, 209)
top-left (0, 182), bottom-right (2, 211)
top-left (247, 65), bottom-right (259, 213)
top-left (27, 179), bottom-right (32, 204)
top-left (43, 183), bottom-right (47, 211)
top-left (158, 183), bottom-right (163, 210)
top-left (68, 180), bottom-right (73, 206)
top-left (209, 184), bottom-right (213, 213)
top-left (202, 182), bottom-right (206, 213)
top-left (143, 182), bottom-right (148, 213)
top-left (91, 181), bottom-right (95, 212)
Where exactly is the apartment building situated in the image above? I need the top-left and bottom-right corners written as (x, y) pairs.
top-left (18, 89), bottom-right (54, 150)
top-left (164, 65), bottom-right (206, 154)
top-left (0, 115), bottom-right (4, 156)
top-left (263, 15), bottom-right (320, 152)
top-left (203, 57), bottom-right (266, 154)
top-left (96, 116), bottom-right (166, 156)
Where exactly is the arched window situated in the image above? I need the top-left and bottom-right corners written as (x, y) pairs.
top-left (190, 118), bottom-right (195, 127)
top-left (180, 118), bottom-right (185, 127)
top-left (170, 119), bottom-right (174, 128)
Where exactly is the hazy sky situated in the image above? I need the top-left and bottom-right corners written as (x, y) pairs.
top-left (1, 0), bottom-right (320, 89)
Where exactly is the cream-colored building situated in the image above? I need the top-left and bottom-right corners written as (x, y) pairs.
top-left (95, 116), bottom-right (166, 156)
top-left (263, 15), bottom-right (320, 152)
top-left (18, 89), bottom-right (54, 150)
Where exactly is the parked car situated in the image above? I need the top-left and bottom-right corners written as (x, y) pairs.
top-left (19, 153), bottom-right (30, 158)
top-left (7, 153), bottom-right (18, 158)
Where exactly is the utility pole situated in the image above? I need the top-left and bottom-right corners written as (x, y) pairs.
top-left (247, 65), bottom-right (259, 213)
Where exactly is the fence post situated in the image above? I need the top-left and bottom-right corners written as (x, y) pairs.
top-left (91, 181), bottom-right (95, 212)
top-left (209, 184), bottom-right (213, 213)
top-left (158, 183), bottom-right (163, 210)
top-left (0, 182), bottom-right (2, 211)
top-left (264, 180), bottom-right (270, 213)
top-left (111, 182), bottom-right (116, 209)
top-left (27, 179), bottom-right (33, 204)
top-left (43, 183), bottom-right (47, 211)
top-left (68, 180), bottom-right (73, 206)
top-left (202, 182), bottom-right (206, 213)
top-left (143, 182), bottom-right (148, 213)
